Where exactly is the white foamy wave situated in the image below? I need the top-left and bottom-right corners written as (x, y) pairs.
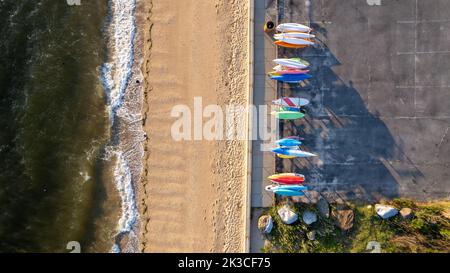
top-left (100, 0), bottom-right (142, 253)
top-left (101, 0), bottom-right (137, 122)
top-left (113, 152), bottom-right (138, 233)
top-left (111, 244), bottom-right (121, 253)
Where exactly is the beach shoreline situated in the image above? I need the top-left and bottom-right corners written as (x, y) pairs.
top-left (137, 0), bottom-right (250, 252)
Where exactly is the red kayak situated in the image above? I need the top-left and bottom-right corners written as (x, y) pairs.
top-left (270, 175), bottom-right (305, 184)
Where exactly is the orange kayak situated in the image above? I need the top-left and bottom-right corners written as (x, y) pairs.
top-left (274, 41), bottom-right (308, 49)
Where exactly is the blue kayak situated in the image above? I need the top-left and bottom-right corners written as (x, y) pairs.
top-left (274, 185), bottom-right (308, 191)
top-left (270, 74), bottom-right (312, 82)
top-left (281, 106), bottom-right (304, 112)
top-left (266, 185), bottom-right (308, 197)
top-left (276, 138), bottom-right (302, 147)
top-left (273, 189), bottom-right (306, 197)
top-left (272, 147), bottom-right (317, 158)
top-left (270, 74), bottom-right (312, 80)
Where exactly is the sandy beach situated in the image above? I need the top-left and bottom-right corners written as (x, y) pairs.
top-left (138, 0), bottom-right (250, 252)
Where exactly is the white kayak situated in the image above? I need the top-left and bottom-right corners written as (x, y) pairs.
top-left (276, 36), bottom-right (314, 46)
top-left (276, 23), bottom-right (312, 33)
top-left (273, 58), bottom-right (310, 69)
top-left (274, 32), bottom-right (315, 39)
top-left (273, 65), bottom-right (284, 71)
top-left (273, 97), bottom-right (310, 107)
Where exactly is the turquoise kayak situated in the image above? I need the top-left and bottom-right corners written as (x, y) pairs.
top-left (265, 185), bottom-right (308, 197)
top-left (272, 147), bottom-right (317, 158)
top-left (276, 138), bottom-right (303, 147)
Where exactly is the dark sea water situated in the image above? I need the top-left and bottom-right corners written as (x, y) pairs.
top-left (0, 0), bottom-right (115, 252)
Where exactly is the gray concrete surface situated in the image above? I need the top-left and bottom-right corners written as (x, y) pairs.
top-left (251, 0), bottom-right (277, 208)
top-left (250, 208), bottom-right (268, 253)
top-left (250, 0), bottom-right (278, 253)
top-left (278, 0), bottom-right (450, 201)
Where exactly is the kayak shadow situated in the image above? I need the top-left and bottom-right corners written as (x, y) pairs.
top-left (276, 44), bottom-right (424, 202)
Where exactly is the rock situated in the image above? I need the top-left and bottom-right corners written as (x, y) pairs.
top-left (375, 204), bottom-right (398, 219)
top-left (258, 215), bottom-right (273, 234)
top-left (302, 211), bottom-right (317, 225)
top-left (400, 208), bottom-right (413, 220)
top-left (317, 198), bottom-right (330, 218)
top-left (332, 209), bottom-right (354, 231)
top-left (307, 231), bottom-right (316, 241)
top-left (277, 205), bottom-right (298, 225)
top-left (443, 208), bottom-right (450, 220)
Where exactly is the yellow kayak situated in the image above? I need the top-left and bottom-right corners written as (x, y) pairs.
top-left (277, 154), bottom-right (297, 159)
top-left (268, 71), bottom-right (281, 77)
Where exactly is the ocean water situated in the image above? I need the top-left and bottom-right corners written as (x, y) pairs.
top-left (0, 0), bottom-right (142, 253)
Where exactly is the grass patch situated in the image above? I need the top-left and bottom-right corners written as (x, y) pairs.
top-left (262, 199), bottom-right (450, 253)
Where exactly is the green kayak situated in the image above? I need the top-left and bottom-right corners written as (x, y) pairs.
top-left (290, 57), bottom-right (310, 67)
top-left (272, 111), bottom-right (305, 120)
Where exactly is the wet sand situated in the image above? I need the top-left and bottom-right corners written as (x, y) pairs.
top-left (138, 0), bottom-right (250, 252)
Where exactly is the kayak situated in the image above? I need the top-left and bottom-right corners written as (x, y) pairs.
top-left (266, 185), bottom-right (308, 196)
top-left (270, 73), bottom-right (312, 79)
top-left (281, 106), bottom-right (306, 113)
top-left (289, 58), bottom-right (310, 66)
top-left (273, 97), bottom-right (310, 107)
top-left (274, 32), bottom-right (315, 39)
top-left (268, 174), bottom-right (305, 184)
top-left (273, 59), bottom-right (309, 70)
top-left (273, 58), bottom-right (310, 69)
top-left (271, 177), bottom-right (305, 184)
top-left (272, 189), bottom-right (306, 197)
top-left (272, 111), bottom-right (305, 120)
top-left (276, 23), bottom-right (312, 33)
top-left (273, 69), bottom-right (310, 75)
top-left (266, 185), bottom-right (308, 192)
top-left (276, 36), bottom-right (315, 46)
top-left (273, 65), bottom-right (310, 72)
top-left (274, 41), bottom-right (308, 49)
top-left (269, 74), bottom-right (312, 81)
top-left (272, 147), bottom-right (317, 157)
top-left (276, 137), bottom-right (303, 147)
top-left (269, 73), bottom-right (311, 79)
top-left (273, 65), bottom-right (300, 71)
top-left (273, 62), bottom-right (307, 69)
top-left (270, 71), bottom-right (310, 77)
top-left (270, 74), bottom-right (312, 82)
top-left (268, 173), bottom-right (303, 179)
top-left (277, 154), bottom-right (297, 159)
top-left (268, 71), bottom-right (281, 77)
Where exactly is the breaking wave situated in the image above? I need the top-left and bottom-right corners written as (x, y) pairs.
top-left (101, 0), bottom-right (144, 253)
top-left (102, 0), bottom-right (136, 120)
